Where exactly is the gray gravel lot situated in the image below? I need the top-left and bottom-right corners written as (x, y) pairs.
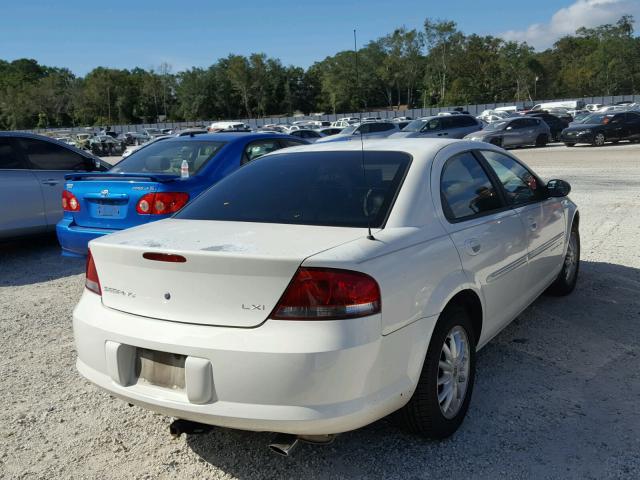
top-left (1, 143), bottom-right (639, 479)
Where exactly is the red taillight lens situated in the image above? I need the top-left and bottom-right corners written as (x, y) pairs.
top-left (143, 252), bottom-right (187, 262)
top-left (62, 190), bottom-right (80, 211)
top-left (271, 267), bottom-right (381, 320)
top-left (136, 192), bottom-right (189, 215)
top-left (85, 249), bottom-right (101, 295)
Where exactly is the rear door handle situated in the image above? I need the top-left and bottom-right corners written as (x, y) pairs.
top-left (464, 238), bottom-right (482, 256)
top-left (41, 179), bottom-right (59, 186)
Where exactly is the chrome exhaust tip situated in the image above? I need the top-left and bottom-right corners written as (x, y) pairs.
top-left (268, 433), bottom-right (299, 456)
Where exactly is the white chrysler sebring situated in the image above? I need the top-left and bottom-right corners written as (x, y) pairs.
top-left (73, 139), bottom-right (579, 446)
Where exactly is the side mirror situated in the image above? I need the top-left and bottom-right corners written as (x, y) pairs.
top-left (547, 179), bottom-right (571, 197)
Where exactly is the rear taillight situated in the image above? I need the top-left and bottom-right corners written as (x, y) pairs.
top-left (136, 192), bottom-right (189, 215)
top-left (62, 190), bottom-right (80, 211)
top-left (271, 267), bottom-right (381, 320)
top-left (85, 249), bottom-right (101, 295)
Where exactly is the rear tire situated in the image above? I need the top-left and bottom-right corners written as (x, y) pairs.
top-left (564, 143), bottom-right (576, 147)
top-left (593, 133), bottom-right (605, 147)
top-left (547, 224), bottom-right (580, 296)
top-left (535, 134), bottom-right (548, 147)
top-left (490, 138), bottom-right (502, 147)
top-left (393, 305), bottom-right (476, 439)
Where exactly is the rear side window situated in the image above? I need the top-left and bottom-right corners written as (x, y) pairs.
top-left (480, 150), bottom-right (543, 206)
top-left (456, 116), bottom-right (477, 127)
top-left (281, 139), bottom-right (307, 148)
top-left (370, 123), bottom-right (395, 133)
top-left (177, 151), bottom-right (411, 228)
top-left (0, 138), bottom-right (25, 169)
top-left (111, 140), bottom-right (225, 175)
top-left (18, 138), bottom-right (89, 170)
top-left (243, 140), bottom-right (282, 164)
top-left (440, 152), bottom-right (502, 221)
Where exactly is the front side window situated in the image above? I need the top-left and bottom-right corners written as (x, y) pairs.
top-left (176, 151), bottom-right (411, 228)
top-left (440, 152), bottom-right (502, 221)
top-left (18, 138), bottom-right (90, 171)
top-left (0, 138), bottom-right (25, 169)
top-left (421, 118), bottom-right (442, 132)
top-left (111, 140), bottom-right (225, 175)
top-left (480, 150), bottom-right (543, 206)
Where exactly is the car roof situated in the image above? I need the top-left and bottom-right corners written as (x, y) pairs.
top-left (0, 131), bottom-right (99, 159)
top-left (161, 132), bottom-right (291, 142)
top-left (264, 137), bottom-right (459, 168)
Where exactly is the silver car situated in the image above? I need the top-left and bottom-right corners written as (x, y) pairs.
top-left (315, 121), bottom-right (399, 143)
top-left (390, 114), bottom-right (482, 139)
top-left (464, 116), bottom-right (551, 148)
top-left (0, 132), bottom-right (105, 240)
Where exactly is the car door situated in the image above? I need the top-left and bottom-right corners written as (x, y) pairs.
top-left (435, 150), bottom-right (529, 342)
top-left (606, 114), bottom-right (626, 141)
top-left (501, 119), bottom-right (527, 146)
top-left (479, 150), bottom-right (566, 300)
top-left (418, 117), bottom-right (443, 138)
top-left (16, 137), bottom-right (95, 230)
top-left (454, 116), bottom-right (481, 138)
top-left (625, 112), bottom-right (640, 140)
top-left (0, 137), bottom-right (47, 238)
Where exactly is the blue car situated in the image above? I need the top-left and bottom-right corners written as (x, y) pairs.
top-left (56, 133), bottom-right (307, 257)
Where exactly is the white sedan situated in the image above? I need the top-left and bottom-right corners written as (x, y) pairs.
top-left (73, 139), bottom-right (579, 448)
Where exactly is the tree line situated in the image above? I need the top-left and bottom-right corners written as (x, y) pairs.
top-left (0, 15), bottom-right (638, 130)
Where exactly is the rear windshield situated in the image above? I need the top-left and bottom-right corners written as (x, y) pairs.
top-left (110, 140), bottom-right (226, 175)
top-left (176, 151), bottom-right (412, 228)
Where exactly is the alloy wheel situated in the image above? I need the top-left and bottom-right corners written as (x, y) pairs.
top-left (437, 326), bottom-right (471, 419)
top-left (564, 231), bottom-right (578, 282)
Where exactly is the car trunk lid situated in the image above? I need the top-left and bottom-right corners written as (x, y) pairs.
top-left (64, 173), bottom-right (179, 229)
top-left (89, 219), bottom-right (365, 327)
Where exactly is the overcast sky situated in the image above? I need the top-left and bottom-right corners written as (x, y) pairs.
top-left (0, 0), bottom-right (638, 75)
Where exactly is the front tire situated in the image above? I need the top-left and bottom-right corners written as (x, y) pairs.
top-left (393, 305), bottom-right (476, 439)
top-left (564, 142), bottom-right (576, 147)
top-left (547, 224), bottom-right (580, 296)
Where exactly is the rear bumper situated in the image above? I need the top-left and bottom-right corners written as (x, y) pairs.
top-left (56, 218), bottom-right (116, 257)
top-left (73, 291), bottom-right (436, 435)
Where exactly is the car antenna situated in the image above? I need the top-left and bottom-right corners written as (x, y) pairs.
top-left (354, 29), bottom-right (375, 241)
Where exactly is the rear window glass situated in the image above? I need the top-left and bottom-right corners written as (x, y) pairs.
top-left (176, 151), bottom-right (411, 228)
top-left (110, 140), bottom-right (225, 175)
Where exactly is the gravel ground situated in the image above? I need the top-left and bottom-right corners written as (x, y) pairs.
top-left (1, 143), bottom-right (639, 479)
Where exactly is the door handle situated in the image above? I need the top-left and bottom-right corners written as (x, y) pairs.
top-left (527, 217), bottom-right (537, 231)
top-left (464, 238), bottom-right (482, 256)
top-left (41, 179), bottom-right (59, 186)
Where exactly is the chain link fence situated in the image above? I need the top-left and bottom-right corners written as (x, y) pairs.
top-left (24, 94), bottom-right (640, 135)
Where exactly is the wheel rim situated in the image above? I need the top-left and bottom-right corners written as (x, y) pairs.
top-left (564, 231), bottom-right (578, 282)
top-left (437, 326), bottom-right (471, 419)
top-left (595, 134), bottom-right (605, 146)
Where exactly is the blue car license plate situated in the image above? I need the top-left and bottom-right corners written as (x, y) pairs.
top-left (96, 204), bottom-right (120, 217)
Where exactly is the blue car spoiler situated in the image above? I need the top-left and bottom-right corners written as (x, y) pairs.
top-left (64, 172), bottom-right (179, 183)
